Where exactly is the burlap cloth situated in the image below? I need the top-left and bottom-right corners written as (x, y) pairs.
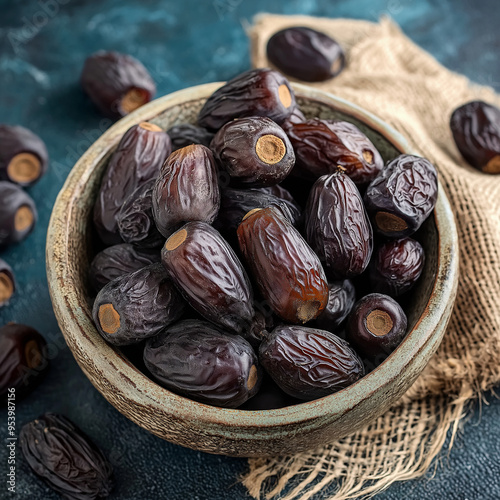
top-left (242, 14), bottom-right (500, 500)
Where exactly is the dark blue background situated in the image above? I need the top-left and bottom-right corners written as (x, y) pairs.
top-left (1, 1), bottom-right (499, 499)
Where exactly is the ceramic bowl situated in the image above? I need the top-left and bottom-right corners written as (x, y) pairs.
top-left (46, 83), bottom-right (459, 457)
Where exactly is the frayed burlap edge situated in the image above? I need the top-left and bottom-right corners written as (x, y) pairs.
top-left (242, 15), bottom-right (500, 500)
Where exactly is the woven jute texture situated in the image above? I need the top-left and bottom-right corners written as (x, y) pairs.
top-left (243, 15), bottom-right (500, 500)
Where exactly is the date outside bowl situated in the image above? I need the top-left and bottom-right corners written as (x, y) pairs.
top-left (46, 83), bottom-right (459, 457)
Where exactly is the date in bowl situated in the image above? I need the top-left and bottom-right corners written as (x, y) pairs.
top-left (46, 83), bottom-right (459, 457)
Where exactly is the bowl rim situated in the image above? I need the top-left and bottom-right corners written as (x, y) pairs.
top-left (46, 82), bottom-right (459, 430)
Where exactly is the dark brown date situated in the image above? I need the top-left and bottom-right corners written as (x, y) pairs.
top-left (0, 125), bottom-right (48, 186)
top-left (93, 263), bottom-right (185, 345)
top-left (369, 238), bottom-right (425, 297)
top-left (89, 243), bottom-right (161, 293)
top-left (259, 325), bottom-right (364, 401)
top-left (237, 206), bottom-right (328, 324)
top-left (167, 123), bottom-right (214, 151)
top-left (161, 221), bottom-right (255, 336)
top-left (314, 279), bottom-right (356, 333)
top-left (288, 119), bottom-right (383, 186)
top-left (20, 413), bottom-right (114, 500)
top-left (364, 154), bottom-right (438, 238)
top-left (280, 106), bottom-right (306, 132)
top-left (267, 27), bottom-right (345, 82)
top-left (0, 258), bottom-right (15, 306)
top-left (94, 122), bottom-right (171, 245)
top-left (198, 68), bottom-right (296, 131)
top-left (346, 293), bottom-right (408, 360)
top-left (211, 116), bottom-right (295, 187)
top-left (0, 181), bottom-right (37, 247)
top-left (116, 179), bottom-right (164, 249)
top-left (152, 144), bottom-right (220, 237)
top-left (0, 323), bottom-right (49, 403)
top-left (213, 186), bottom-right (301, 239)
top-left (450, 100), bottom-right (500, 174)
top-left (143, 320), bottom-right (262, 408)
top-left (81, 50), bottom-right (155, 119)
top-left (305, 171), bottom-right (373, 279)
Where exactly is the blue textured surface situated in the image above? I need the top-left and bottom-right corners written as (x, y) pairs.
top-left (0, 1), bottom-right (499, 499)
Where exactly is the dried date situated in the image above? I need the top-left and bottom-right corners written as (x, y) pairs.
top-left (305, 171), bottom-right (373, 279)
top-left (288, 119), bottom-right (383, 186)
top-left (346, 293), bottom-right (408, 360)
top-left (280, 106), bottom-right (306, 132)
top-left (152, 144), bottom-right (220, 237)
top-left (143, 320), bottom-right (262, 408)
top-left (81, 50), bottom-right (155, 119)
top-left (20, 413), bottom-right (114, 500)
top-left (0, 125), bottom-right (48, 186)
top-left (369, 238), bottom-right (425, 297)
top-left (116, 179), bottom-right (164, 249)
top-left (314, 279), bottom-right (356, 333)
top-left (0, 323), bottom-right (49, 403)
top-left (167, 123), bottom-right (214, 151)
top-left (0, 258), bottom-right (15, 306)
top-left (364, 154), bottom-right (438, 238)
top-left (259, 325), bottom-right (364, 401)
top-left (211, 116), bottom-right (295, 187)
top-left (93, 263), bottom-right (185, 345)
top-left (94, 122), bottom-right (171, 245)
top-left (237, 206), bottom-right (328, 324)
top-left (450, 100), bottom-right (500, 174)
top-left (89, 243), bottom-right (160, 292)
top-left (198, 68), bottom-right (296, 131)
top-left (0, 181), bottom-right (37, 247)
top-left (161, 221), bottom-right (255, 336)
top-left (267, 27), bottom-right (345, 82)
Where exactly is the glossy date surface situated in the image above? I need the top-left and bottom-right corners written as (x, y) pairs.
top-left (259, 325), bottom-right (364, 401)
top-left (198, 68), bottom-right (296, 131)
top-left (305, 171), bottom-right (373, 279)
top-left (20, 413), bottom-right (114, 500)
top-left (237, 206), bottom-right (328, 324)
top-left (364, 154), bottom-right (438, 238)
top-left (143, 320), bottom-right (261, 408)
top-left (267, 27), bottom-right (345, 82)
top-left (314, 279), bottom-right (356, 333)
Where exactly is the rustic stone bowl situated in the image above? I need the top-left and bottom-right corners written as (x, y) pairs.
top-left (46, 83), bottom-right (459, 457)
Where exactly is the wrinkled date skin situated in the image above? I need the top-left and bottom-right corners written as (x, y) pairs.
top-left (314, 279), bottom-right (356, 333)
top-left (346, 293), bottom-right (408, 360)
top-left (211, 116), bottom-right (295, 187)
top-left (89, 243), bottom-right (161, 293)
top-left (20, 413), bottom-right (114, 500)
top-left (0, 258), bottom-right (15, 306)
top-left (267, 27), bottom-right (345, 82)
top-left (280, 106), bottom-right (306, 133)
top-left (152, 144), bottom-right (220, 238)
top-left (161, 221), bottom-right (256, 336)
top-left (198, 68), bottom-right (296, 131)
top-left (93, 263), bottom-right (185, 345)
top-left (213, 186), bottom-right (302, 240)
top-left (259, 325), bottom-right (364, 401)
top-left (305, 172), bottom-right (373, 279)
top-left (143, 320), bottom-right (262, 408)
top-left (0, 181), bottom-right (37, 247)
top-left (288, 119), bottom-right (384, 186)
top-left (167, 123), bottom-right (214, 151)
top-left (237, 206), bottom-right (328, 324)
top-left (116, 179), bottom-right (164, 249)
top-left (0, 323), bottom-right (49, 403)
top-left (450, 100), bottom-right (500, 174)
top-left (0, 124), bottom-right (48, 186)
top-left (94, 122), bottom-right (171, 245)
top-left (369, 238), bottom-right (425, 297)
top-left (364, 154), bottom-right (438, 238)
top-left (81, 50), bottom-right (156, 119)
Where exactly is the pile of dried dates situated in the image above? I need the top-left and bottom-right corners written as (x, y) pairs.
top-left (89, 67), bottom-right (439, 410)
